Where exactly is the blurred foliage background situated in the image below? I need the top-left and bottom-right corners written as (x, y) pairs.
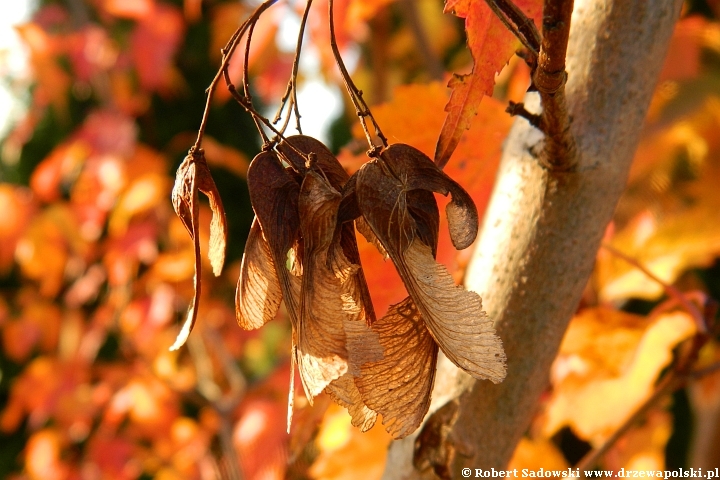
top-left (1, 0), bottom-right (720, 478)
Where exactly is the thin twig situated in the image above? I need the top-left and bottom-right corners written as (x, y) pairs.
top-left (328, 0), bottom-right (387, 156)
top-left (602, 243), bottom-right (709, 335)
top-left (194, 0), bottom-right (278, 150)
top-left (506, 101), bottom-right (542, 129)
top-left (224, 79), bottom-right (313, 163)
top-left (484, 0), bottom-right (541, 57)
top-left (574, 372), bottom-right (680, 473)
top-left (272, 0), bottom-right (314, 134)
top-left (243, 16), bottom-right (271, 146)
top-left (399, 0), bottom-right (444, 81)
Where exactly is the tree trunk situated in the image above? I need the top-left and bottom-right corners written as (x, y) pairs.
top-left (382, 0), bottom-right (683, 477)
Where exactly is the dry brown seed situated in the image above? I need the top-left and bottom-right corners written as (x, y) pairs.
top-left (356, 297), bottom-right (437, 439)
top-left (354, 144), bottom-right (505, 383)
top-left (169, 148), bottom-right (227, 351)
top-left (235, 218), bottom-right (282, 330)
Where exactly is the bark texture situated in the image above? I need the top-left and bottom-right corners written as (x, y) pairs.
top-left (382, 0), bottom-right (683, 477)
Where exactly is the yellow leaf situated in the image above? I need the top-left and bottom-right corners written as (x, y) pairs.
top-left (310, 403), bottom-right (392, 480)
top-left (508, 438), bottom-right (568, 470)
top-left (542, 308), bottom-right (695, 443)
top-left (109, 173), bottom-right (170, 237)
top-left (598, 97), bottom-right (720, 301)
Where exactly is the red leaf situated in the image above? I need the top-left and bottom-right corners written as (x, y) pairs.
top-left (130, 3), bottom-right (184, 92)
top-left (434, 0), bottom-right (541, 167)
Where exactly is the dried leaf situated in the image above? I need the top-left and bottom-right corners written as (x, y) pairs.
top-left (356, 297), bottom-right (438, 439)
top-left (245, 150), bottom-right (305, 427)
top-left (277, 135), bottom-right (349, 188)
top-left (326, 302), bottom-right (384, 431)
top-left (236, 218), bottom-right (283, 330)
top-left (357, 144), bottom-right (478, 253)
top-left (387, 143), bottom-right (478, 250)
top-left (435, 0), bottom-right (541, 166)
top-left (341, 83), bottom-right (511, 298)
top-left (195, 157), bottom-right (227, 276)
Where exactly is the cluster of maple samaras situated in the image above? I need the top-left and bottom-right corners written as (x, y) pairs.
top-left (173, 135), bottom-right (506, 439)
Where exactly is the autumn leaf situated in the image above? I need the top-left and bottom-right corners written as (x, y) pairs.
top-left (309, 402), bottom-right (393, 480)
top-left (279, 135), bottom-right (377, 327)
top-left (341, 83), bottom-right (512, 312)
top-left (435, 0), bottom-right (541, 167)
top-left (169, 148), bottom-right (227, 351)
top-left (130, 3), bottom-right (185, 93)
top-left (0, 185), bottom-right (35, 274)
top-left (296, 169), bottom-right (353, 398)
top-left (25, 428), bottom-right (70, 480)
top-left (541, 308), bottom-right (696, 442)
top-left (598, 99), bottom-right (720, 302)
top-left (335, 142), bottom-right (504, 436)
top-left (603, 409), bottom-right (671, 470)
top-left (508, 437), bottom-right (569, 470)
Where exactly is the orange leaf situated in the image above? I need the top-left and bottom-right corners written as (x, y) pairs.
top-left (15, 22), bottom-right (72, 115)
top-left (435, 0), bottom-right (541, 166)
top-left (0, 185), bottom-right (36, 274)
top-left (130, 3), bottom-right (185, 92)
top-left (25, 428), bottom-right (69, 480)
top-left (508, 437), bottom-right (569, 470)
top-left (541, 308), bottom-right (695, 442)
top-left (234, 399), bottom-right (289, 480)
top-left (341, 83), bottom-right (512, 314)
top-left (309, 403), bottom-right (393, 480)
top-left (101, 0), bottom-right (154, 19)
top-left (603, 409), bottom-right (671, 470)
top-left (598, 100), bottom-right (720, 302)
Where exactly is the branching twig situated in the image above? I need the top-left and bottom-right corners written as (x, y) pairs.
top-left (243, 16), bottom-right (271, 146)
top-left (272, 0), bottom-right (314, 134)
top-left (602, 243), bottom-right (709, 334)
top-left (193, 0), bottom-right (277, 150)
top-left (574, 245), bottom-right (715, 471)
top-left (506, 100), bottom-right (542, 129)
top-left (328, 0), bottom-right (387, 156)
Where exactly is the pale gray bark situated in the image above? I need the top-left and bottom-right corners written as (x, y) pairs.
top-left (382, 0), bottom-right (683, 477)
